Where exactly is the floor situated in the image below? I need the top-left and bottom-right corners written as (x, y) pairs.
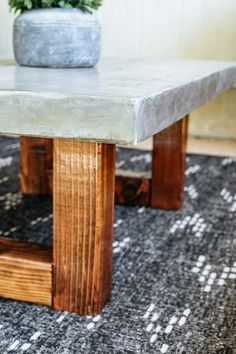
top-left (0, 136), bottom-right (235, 353)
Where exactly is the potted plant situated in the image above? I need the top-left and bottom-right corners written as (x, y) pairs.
top-left (9, 0), bottom-right (102, 68)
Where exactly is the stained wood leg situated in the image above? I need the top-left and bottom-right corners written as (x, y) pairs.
top-left (19, 117), bottom-right (188, 211)
top-left (150, 116), bottom-right (189, 210)
top-left (19, 137), bottom-right (53, 194)
top-left (53, 139), bottom-right (116, 315)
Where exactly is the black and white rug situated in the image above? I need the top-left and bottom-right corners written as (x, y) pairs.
top-left (0, 136), bottom-right (235, 354)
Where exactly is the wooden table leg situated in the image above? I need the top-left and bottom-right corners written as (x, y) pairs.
top-left (19, 117), bottom-right (188, 211)
top-left (150, 116), bottom-right (189, 210)
top-left (53, 139), bottom-right (116, 315)
top-left (19, 137), bottom-right (53, 194)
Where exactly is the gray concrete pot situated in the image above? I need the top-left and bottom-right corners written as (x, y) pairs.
top-left (13, 8), bottom-right (101, 68)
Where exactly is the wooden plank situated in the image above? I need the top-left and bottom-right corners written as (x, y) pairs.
top-left (0, 237), bottom-right (52, 305)
top-left (53, 139), bottom-right (116, 315)
top-left (48, 168), bottom-right (151, 207)
top-left (150, 116), bottom-right (189, 210)
top-left (20, 137), bottom-right (53, 194)
top-left (116, 169), bottom-right (151, 179)
top-left (115, 170), bottom-right (151, 206)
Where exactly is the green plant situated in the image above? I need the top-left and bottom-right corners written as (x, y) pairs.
top-left (9, 0), bottom-right (102, 13)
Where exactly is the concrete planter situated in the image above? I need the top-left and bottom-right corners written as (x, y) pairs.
top-left (13, 8), bottom-right (101, 68)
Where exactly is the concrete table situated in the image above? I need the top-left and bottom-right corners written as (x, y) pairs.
top-left (0, 59), bottom-right (235, 315)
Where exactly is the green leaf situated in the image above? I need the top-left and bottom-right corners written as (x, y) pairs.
top-left (24, 0), bottom-right (33, 9)
top-left (58, 0), bottom-right (65, 7)
top-left (8, 0), bottom-right (102, 12)
top-left (63, 3), bottom-right (73, 8)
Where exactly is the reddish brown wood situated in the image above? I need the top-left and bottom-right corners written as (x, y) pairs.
top-left (46, 169), bottom-right (53, 194)
top-left (47, 169), bottom-right (151, 208)
top-left (0, 237), bottom-right (52, 305)
top-left (20, 117), bottom-right (188, 211)
top-left (150, 116), bottom-right (189, 210)
top-left (115, 171), bottom-right (151, 206)
top-left (20, 137), bottom-right (53, 194)
top-left (53, 139), bottom-right (116, 315)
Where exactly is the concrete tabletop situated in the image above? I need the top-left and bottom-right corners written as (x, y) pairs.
top-left (0, 59), bottom-right (236, 144)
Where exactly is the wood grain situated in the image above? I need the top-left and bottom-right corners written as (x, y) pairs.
top-left (20, 137), bottom-right (53, 194)
top-left (46, 169), bottom-right (151, 208)
top-left (0, 237), bottom-right (52, 305)
top-left (115, 170), bottom-right (151, 206)
top-left (53, 139), bottom-right (116, 315)
top-left (20, 118), bottom-right (188, 212)
top-left (151, 117), bottom-right (189, 210)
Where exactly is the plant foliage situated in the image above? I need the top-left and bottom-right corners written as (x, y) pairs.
top-left (9, 0), bottom-right (102, 13)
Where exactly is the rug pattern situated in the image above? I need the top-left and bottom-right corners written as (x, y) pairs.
top-left (0, 136), bottom-right (235, 354)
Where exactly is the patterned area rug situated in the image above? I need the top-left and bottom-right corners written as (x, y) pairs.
top-left (0, 136), bottom-right (235, 354)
